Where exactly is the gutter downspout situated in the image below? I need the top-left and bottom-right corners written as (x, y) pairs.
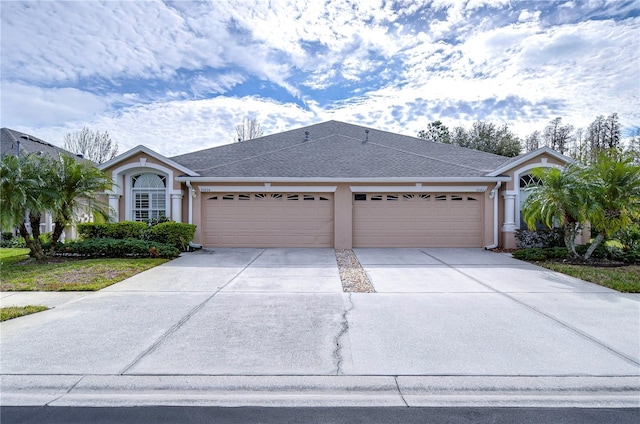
top-left (484, 181), bottom-right (502, 250)
top-left (186, 180), bottom-right (195, 225)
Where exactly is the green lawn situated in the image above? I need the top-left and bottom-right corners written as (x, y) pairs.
top-left (0, 248), bottom-right (169, 291)
top-left (539, 262), bottom-right (640, 293)
top-left (1, 305), bottom-right (49, 321)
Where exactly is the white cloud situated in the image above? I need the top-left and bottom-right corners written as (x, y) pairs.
top-left (0, 82), bottom-right (109, 126)
top-left (1, 0), bottom-right (638, 155)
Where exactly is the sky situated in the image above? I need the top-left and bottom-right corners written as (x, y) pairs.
top-left (1, 0), bottom-right (638, 157)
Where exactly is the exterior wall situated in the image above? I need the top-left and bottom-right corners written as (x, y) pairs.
top-left (189, 181), bottom-right (496, 248)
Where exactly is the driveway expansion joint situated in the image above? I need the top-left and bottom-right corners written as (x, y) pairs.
top-left (394, 376), bottom-right (410, 407)
top-left (118, 249), bottom-right (267, 374)
top-left (419, 249), bottom-right (640, 368)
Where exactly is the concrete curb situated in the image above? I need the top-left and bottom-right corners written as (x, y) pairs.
top-left (2, 375), bottom-right (639, 408)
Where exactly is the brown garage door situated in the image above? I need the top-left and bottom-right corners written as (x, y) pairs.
top-left (353, 193), bottom-right (483, 247)
top-left (203, 193), bottom-right (334, 247)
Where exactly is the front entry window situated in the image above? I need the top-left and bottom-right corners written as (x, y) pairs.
top-left (132, 173), bottom-right (166, 221)
top-left (519, 173), bottom-right (542, 229)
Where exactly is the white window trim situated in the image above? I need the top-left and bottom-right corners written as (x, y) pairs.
top-left (109, 159), bottom-right (182, 221)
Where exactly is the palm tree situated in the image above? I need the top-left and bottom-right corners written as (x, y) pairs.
top-left (45, 154), bottom-right (113, 254)
top-left (584, 151), bottom-right (640, 259)
top-left (0, 154), bottom-right (53, 259)
top-left (521, 162), bottom-right (592, 259)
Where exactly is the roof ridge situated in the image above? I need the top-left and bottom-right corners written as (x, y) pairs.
top-left (196, 133), bottom-right (337, 173)
top-left (367, 140), bottom-right (495, 173)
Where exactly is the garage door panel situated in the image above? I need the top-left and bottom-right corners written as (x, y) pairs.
top-left (354, 192), bottom-right (483, 248)
top-left (203, 193), bottom-right (334, 247)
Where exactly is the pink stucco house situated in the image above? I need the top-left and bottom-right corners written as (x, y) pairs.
top-left (98, 120), bottom-right (579, 249)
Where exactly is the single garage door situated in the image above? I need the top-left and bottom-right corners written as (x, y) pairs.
top-left (203, 192), bottom-right (334, 247)
top-left (353, 192), bottom-right (483, 247)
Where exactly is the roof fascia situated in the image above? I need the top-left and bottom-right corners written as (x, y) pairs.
top-left (176, 176), bottom-right (511, 183)
top-left (486, 147), bottom-right (572, 177)
top-left (98, 145), bottom-right (199, 176)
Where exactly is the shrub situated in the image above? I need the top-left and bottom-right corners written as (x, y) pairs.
top-left (512, 248), bottom-right (548, 261)
top-left (575, 243), bottom-right (609, 259)
top-left (617, 224), bottom-right (640, 250)
top-left (144, 222), bottom-right (197, 251)
top-left (9, 236), bottom-right (26, 248)
top-left (621, 247), bottom-right (640, 264)
top-left (542, 247), bottom-right (569, 259)
top-left (57, 238), bottom-right (179, 258)
top-left (78, 221), bottom-right (147, 240)
top-left (0, 232), bottom-right (15, 248)
top-left (514, 228), bottom-right (565, 249)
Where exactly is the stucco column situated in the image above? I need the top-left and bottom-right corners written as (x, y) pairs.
top-left (333, 185), bottom-right (353, 249)
top-left (501, 191), bottom-right (517, 232)
top-left (171, 193), bottom-right (184, 223)
top-left (108, 194), bottom-right (120, 222)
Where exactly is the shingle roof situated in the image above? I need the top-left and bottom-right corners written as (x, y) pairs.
top-left (1, 128), bottom-right (91, 163)
top-left (171, 121), bottom-right (512, 179)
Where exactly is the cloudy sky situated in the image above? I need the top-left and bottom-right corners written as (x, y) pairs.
top-left (1, 0), bottom-right (638, 157)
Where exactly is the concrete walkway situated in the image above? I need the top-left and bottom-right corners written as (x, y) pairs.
top-left (1, 248), bottom-right (639, 407)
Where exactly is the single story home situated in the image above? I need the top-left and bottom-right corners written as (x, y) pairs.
top-left (97, 121), bottom-right (584, 249)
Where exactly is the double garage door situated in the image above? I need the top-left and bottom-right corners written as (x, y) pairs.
top-left (353, 193), bottom-right (483, 248)
top-left (202, 191), bottom-right (483, 248)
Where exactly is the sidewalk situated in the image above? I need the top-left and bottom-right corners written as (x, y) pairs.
top-left (2, 375), bottom-right (639, 408)
top-left (0, 291), bottom-right (93, 308)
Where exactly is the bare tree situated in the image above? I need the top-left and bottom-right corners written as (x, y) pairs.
top-left (543, 117), bottom-right (573, 154)
top-left (524, 130), bottom-right (541, 152)
top-left (586, 113), bottom-right (621, 160)
top-left (63, 127), bottom-right (118, 164)
top-left (235, 117), bottom-right (264, 142)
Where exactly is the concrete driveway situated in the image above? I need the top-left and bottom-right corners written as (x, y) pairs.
top-left (1, 248), bottom-right (639, 407)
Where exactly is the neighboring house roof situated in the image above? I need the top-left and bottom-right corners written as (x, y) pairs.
top-left (171, 120), bottom-right (514, 180)
top-left (0, 128), bottom-right (91, 163)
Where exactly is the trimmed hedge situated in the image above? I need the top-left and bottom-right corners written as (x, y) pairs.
top-left (145, 222), bottom-right (196, 251)
top-left (78, 221), bottom-right (147, 240)
top-left (56, 238), bottom-right (179, 258)
top-left (78, 221), bottom-right (197, 250)
top-left (513, 244), bottom-right (640, 264)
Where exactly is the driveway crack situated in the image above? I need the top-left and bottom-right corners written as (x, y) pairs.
top-left (118, 249), bottom-right (267, 374)
top-left (333, 292), bottom-right (354, 375)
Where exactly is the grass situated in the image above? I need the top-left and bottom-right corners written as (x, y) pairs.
top-left (1, 305), bottom-right (49, 321)
top-left (0, 248), bottom-right (169, 291)
top-left (539, 262), bottom-right (640, 293)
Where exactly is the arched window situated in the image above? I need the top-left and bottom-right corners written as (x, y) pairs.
top-left (132, 173), bottom-right (166, 221)
top-left (519, 173), bottom-right (542, 229)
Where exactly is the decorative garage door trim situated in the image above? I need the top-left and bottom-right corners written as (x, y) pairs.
top-left (200, 185), bottom-right (337, 192)
top-left (349, 185), bottom-right (488, 193)
top-left (202, 192), bottom-right (334, 248)
top-left (353, 192), bottom-right (484, 248)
